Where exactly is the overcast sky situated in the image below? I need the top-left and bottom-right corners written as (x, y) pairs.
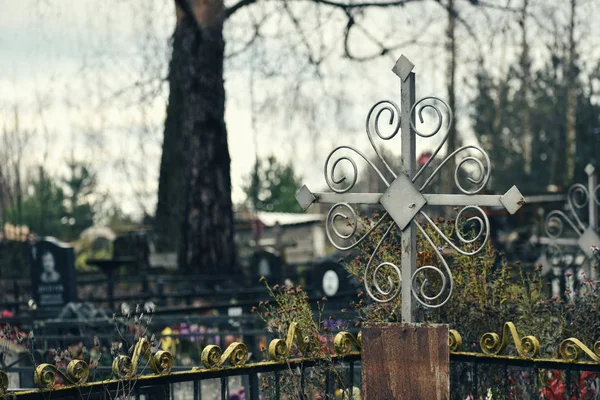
top-left (1, 0), bottom-right (599, 219)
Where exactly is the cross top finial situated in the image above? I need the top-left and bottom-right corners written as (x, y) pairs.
top-left (585, 163), bottom-right (595, 176)
top-left (391, 55), bottom-right (414, 82)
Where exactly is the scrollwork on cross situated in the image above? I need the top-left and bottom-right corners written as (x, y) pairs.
top-left (296, 55), bottom-right (525, 322)
top-left (531, 163), bottom-right (600, 280)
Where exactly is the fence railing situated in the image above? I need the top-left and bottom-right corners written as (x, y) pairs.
top-left (4, 322), bottom-right (600, 399)
top-left (1, 264), bottom-right (350, 314)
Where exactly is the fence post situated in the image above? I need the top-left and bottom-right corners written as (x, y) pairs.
top-left (362, 322), bottom-right (449, 400)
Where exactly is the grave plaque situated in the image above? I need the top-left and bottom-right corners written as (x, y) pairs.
top-left (30, 237), bottom-right (77, 318)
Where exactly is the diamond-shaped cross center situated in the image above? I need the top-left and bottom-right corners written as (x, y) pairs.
top-left (577, 227), bottom-right (600, 257)
top-left (379, 174), bottom-right (427, 230)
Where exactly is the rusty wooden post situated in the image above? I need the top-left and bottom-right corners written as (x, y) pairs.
top-left (362, 323), bottom-right (449, 400)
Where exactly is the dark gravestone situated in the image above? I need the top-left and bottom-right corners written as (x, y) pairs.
top-left (30, 237), bottom-right (77, 318)
top-left (312, 260), bottom-right (349, 298)
top-left (250, 249), bottom-right (281, 284)
top-left (113, 231), bottom-right (150, 271)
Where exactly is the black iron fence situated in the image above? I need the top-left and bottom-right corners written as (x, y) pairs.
top-left (7, 351), bottom-right (600, 399)
top-left (4, 307), bottom-right (600, 399)
top-left (7, 354), bottom-right (362, 400)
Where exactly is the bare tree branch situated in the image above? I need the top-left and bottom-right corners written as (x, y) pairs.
top-left (342, 9), bottom-right (434, 61)
top-left (226, 0), bottom-right (260, 18)
top-left (310, 0), bottom-right (421, 10)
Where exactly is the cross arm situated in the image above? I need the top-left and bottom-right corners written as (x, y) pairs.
top-left (296, 185), bottom-right (525, 215)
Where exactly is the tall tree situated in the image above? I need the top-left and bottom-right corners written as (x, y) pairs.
top-left (471, 35), bottom-right (600, 193)
top-left (565, 0), bottom-right (578, 182)
top-left (518, 0), bottom-right (532, 175)
top-left (155, 0), bottom-right (233, 275)
top-left (155, 0), bottom-right (514, 274)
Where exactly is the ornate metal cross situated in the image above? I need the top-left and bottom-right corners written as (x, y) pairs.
top-left (295, 55), bottom-right (525, 322)
top-left (530, 164), bottom-right (600, 278)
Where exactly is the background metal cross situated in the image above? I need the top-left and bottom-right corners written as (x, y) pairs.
top-left (530, 164), bottom-right (600, 278)
top-left (296, 55), bottom-right (525, 323)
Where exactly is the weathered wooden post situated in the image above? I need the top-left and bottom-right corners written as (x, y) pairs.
top-left (296, 55), bottom-right (525, 399)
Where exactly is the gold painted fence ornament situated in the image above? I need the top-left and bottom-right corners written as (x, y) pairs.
top-left (111, 337), bottom-right (173, 379)
top-left (268, 322), bottom-right (309, 361)
top-left (559, 338), bottom-right (600, 362)
top-left (448, 329), bottom-right (462, 352)
top-left (201, 342), bottom-right (249, 368)
top-left (34, 360), bottom-right (90, 389)
top-left (334, 331), bottom-right (361, 355)
top-left (480, 322), bottom-right (540, 358)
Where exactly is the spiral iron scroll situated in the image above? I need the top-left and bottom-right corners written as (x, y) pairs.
top-left (324, 97), bottom-right (491, 309)
top-left (201, 342), bottom-right (249, 368)
top-left (449, 330), bottom-right (463, 352)
top-left (268, 322), bottom-right (308, 361)
top-left (542, 179), bottom-right (600, 262)
top-left (480, 322), bottom-right (540, 358)
top-left (558, 338), bottom-right (600, 362)
top-left (334, 331), bottom-right (362, 355)
top-left (34, 360), bottom-right (90, 389)
top-left (112, 337), bottom-right (173, 379)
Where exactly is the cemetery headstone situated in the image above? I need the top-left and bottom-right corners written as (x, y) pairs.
top-left (250, 249), bottom-right (281, 283)
top-left (312, 259), bottom-right (349, 298)
top-left (30, 237), bottom-right (77, 318)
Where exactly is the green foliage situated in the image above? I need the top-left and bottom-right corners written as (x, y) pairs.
top-left (4, 162), bottom-right (97, 241)
top-left (471, 53), bottom-right (600, 193)
top-left (62, 160), bottom-right (97, 239)
top-left (341, 210), bottom-right (600, 358)
top-left (243, 155), bottom-right (303, 213)
top-left (255, 279), bottom-right (327, 359)
top-left (5, 168), bottom-right (68, 238)
top-left (254, 279), bottom-right (352, 399)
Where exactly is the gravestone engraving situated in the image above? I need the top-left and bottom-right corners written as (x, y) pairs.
top-left (30, 237), bottom-right (77, 318)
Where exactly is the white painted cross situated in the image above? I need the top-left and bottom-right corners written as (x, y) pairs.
top-left (296, 55), bottom-right (525, 322)
top-left (530, 164), bottom-right (600, 280)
